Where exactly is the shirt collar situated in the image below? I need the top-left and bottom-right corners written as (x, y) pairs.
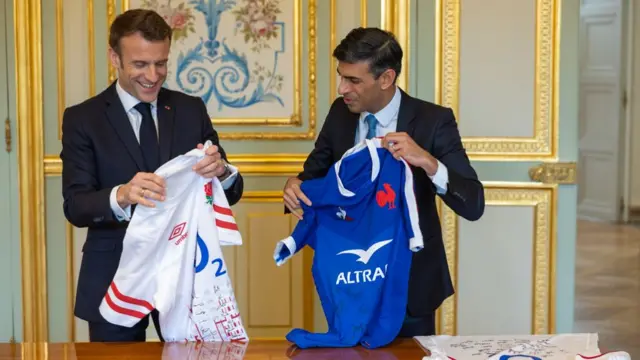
top-left (115, 80), bottom-right (157, 113)
top-left (360, 86), bottom-right (401, 127)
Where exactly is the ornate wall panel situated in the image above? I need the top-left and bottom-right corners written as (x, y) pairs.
top-left (436, 0), bottom-right (560, 160)
top-left (105, 0), bottom-right (317, 140)
top-left (436, 183), bottom-right (557, 335)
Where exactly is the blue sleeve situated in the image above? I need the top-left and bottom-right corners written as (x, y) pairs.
top-left (273, 180), bottom-right (322, 266)
top-left (400, 160), bottom-right (424, 252)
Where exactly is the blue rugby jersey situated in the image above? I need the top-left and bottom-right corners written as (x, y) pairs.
top-left (273, 138), bottom-right (423, 349)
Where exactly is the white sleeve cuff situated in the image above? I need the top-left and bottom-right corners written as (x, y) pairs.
top-left (220, 163), bottom-right (239, 190)
top-left (429, 160), bottom-right (449, 194)
top-left (110, 185), bottom-right (131, 222)
top-left (273, 236), bottom-right (297, 266)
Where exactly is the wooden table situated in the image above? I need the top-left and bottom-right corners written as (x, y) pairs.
top-left (0, 339), bottom-right (428, 359)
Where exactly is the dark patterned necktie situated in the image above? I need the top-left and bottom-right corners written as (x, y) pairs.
top-left (134, 102), bottom-right (160, 172)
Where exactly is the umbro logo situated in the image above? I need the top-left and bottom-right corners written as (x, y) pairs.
top-left (169, 222), bottom-right (188, 246)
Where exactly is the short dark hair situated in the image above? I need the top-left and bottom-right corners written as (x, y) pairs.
top-left (332, 27), bottom-right (402, 81)
top-left (109, 9), bottom-right (172, 55)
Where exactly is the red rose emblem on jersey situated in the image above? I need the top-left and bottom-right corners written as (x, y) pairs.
top-left (204, 182), bottom-right (213, 205)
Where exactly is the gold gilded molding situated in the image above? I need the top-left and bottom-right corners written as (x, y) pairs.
top-left (242, 191), bottom-right (284, 202)
top-left (20, 343), bottom-right (48, 360)
top-left (227, 154), bottom-right (307, 175)
top-left (380, 0), bottom-right (409, 91)
top-left (88, 0), bottom-right (96, 96)
top-left (329, 0), bottom-right (336, 105)
top-left (360, 0), bottom-right (367, 27)
top-left (438, 196), bottom-right (457, 335)
top-left (438, 182), bottom-right (556, 335)
top-left (529, 162), bottom-right (577, 184)
top-left (15, 0), bottom-right (49, 342)
top-left (66, 222), bottom-right (76, 342)
top-left (436, 0), bottom-right (560, 160)
top-left (56, 0), bottom-right (65, 139)
top-left (434, 0), bottom-right (458, 120)
top-left (44, 155), bottom-right (62, 176)
top-left (108, 0), bottom-right (317, 139)
top-left (106, 0), bottom-right (116, 86)
top-left (44, 154), bottom-right (307, 176)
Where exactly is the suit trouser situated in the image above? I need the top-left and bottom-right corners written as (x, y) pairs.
top-left (397, 311), bottom-right (435, 337)
top-left (88, 309), bottom-right (164, 342)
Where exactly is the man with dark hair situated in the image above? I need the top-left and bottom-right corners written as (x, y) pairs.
top-left (61, 9), bottom-right (243, 342)
top-left (283, 27), bottom-right (484, 337)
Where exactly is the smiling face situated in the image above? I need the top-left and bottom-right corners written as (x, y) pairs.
top-left (336, 60), bottom-right (396, 114)
top-left (109, 31), bottom-right (170, 103)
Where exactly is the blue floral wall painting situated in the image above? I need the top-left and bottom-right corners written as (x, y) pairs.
top-left (134, 0), bottom-right (293, 122)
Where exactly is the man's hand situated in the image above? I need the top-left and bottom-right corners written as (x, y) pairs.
top-left (193, 143), bottom-right (229, 179)
top-left (116, 172), bottom-right (166, 208)
top-left (283, 177), bottom-right (311, 220)
top-left (382, 132), bottom-right (439, 176)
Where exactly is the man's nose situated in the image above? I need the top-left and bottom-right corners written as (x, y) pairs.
top-left (338, 79), bottom-right (350, 95)
top-left (145, 66), bottom-right (160, 82)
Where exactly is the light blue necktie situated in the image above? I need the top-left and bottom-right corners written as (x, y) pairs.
top-left (365, 114), bottom-right (377, 140)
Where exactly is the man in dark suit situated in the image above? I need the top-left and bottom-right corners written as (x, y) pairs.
top-left (283, 27), bottom-right (484, 337)
top-left (60, 9), bottom-right (243, 342)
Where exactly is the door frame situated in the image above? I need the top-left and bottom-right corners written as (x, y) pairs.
top-left (13, 0), bottom-right (48, 343)
top-left (622, 0), bottom-right (635, 222)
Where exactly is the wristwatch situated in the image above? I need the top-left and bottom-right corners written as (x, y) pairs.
top-left (219, 161), bottom-right (232, 180)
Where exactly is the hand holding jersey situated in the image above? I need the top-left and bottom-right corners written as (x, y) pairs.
top-left (283, 131), bottom-right (434, 215)
top-left (283, 177), bottom-right (311, 220)
top-left (381, 132), bottom-right (440, 176)
top-left (116, 143), bottom-right (231, 209)
top-left (192, 143), bottom-right (232, 179)
top-left (116, 172), bottom-right (167, 208)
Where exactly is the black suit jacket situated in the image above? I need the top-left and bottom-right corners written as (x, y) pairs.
top-left (60, 82), bottom-right (243, 323)
top-left (295, 89), bottom-right (484, 317)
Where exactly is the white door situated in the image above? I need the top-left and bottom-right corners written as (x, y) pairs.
top-left (578, 0), bottom-right (628, 222)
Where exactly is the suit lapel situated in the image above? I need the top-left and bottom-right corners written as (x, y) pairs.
top-left (337, 110), bottom-right (360, 157)
top-left (395, 89), bottom-right (417, 136)
top-left (104, 82), bottom-right (146, 171)
top-left (157, 89), bottom-right (175, 165)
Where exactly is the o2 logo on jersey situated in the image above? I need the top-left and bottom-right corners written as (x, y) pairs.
top-left (194, 232), bottom-right (227, 277)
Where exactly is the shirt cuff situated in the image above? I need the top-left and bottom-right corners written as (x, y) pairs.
top-left (220, 163), bottom-right (239, 190)
top-left (110, 185), bottom-right (131, 222)
top-left (429, 160), bottom-right (449, 194)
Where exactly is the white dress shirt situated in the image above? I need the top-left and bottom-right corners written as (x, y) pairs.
top-left (355, 87), bottom-right (449, 194)
top-left (110, 81), bottom-right (238, 222)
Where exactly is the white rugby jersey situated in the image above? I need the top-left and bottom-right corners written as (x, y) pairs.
top-left (98, 141), bottom-right (248, 342)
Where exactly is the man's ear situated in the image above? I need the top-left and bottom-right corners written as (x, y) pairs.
top-left (108, 47), bottom-right (121, 69)
top-left (379, 69), bottom-right (397, 90)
